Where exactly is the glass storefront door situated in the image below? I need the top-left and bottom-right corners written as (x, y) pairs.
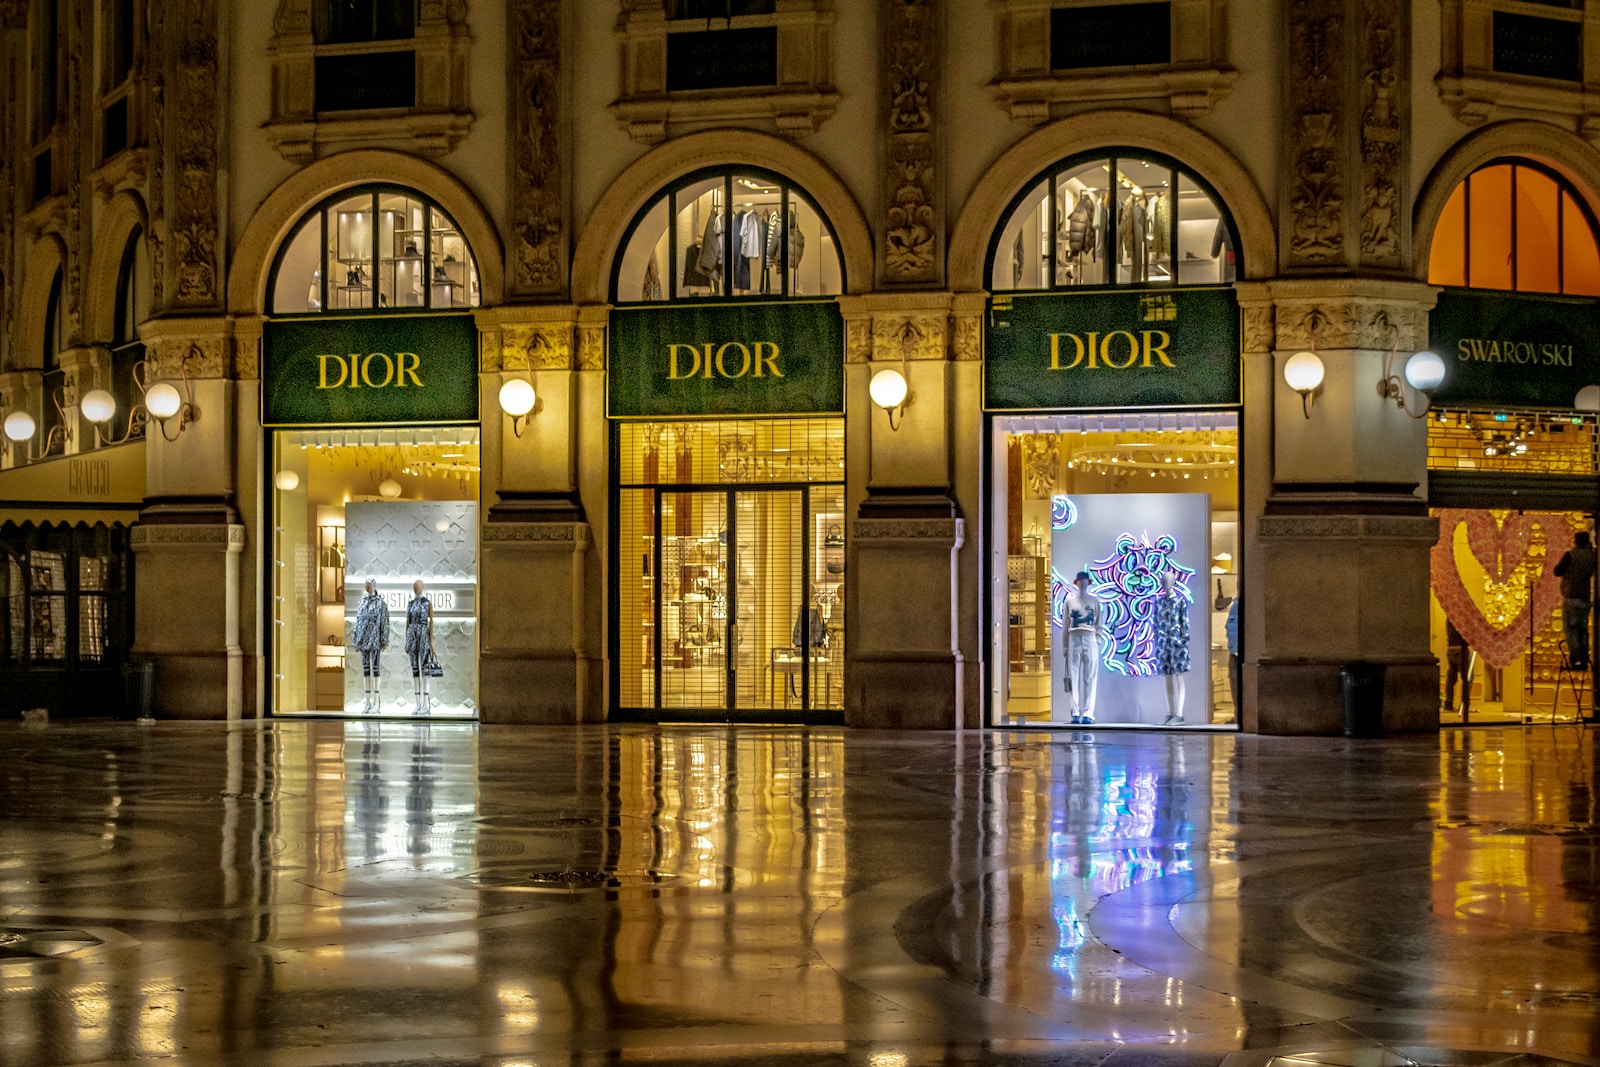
top-left (614, 418), bottom-right (845, 722)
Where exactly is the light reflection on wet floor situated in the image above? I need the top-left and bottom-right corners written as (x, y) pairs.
top-left (0, 721), bottom-right (1596, 1067)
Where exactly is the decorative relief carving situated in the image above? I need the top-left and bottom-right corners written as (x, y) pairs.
top-left (1241, 306), bottom-right (1276, 354)
top-left (272, 0), bottom-right (311, 35)
top-left (1358, 0), bottom-right (1402, 268)
top-left (146, 0), bottom-right (167, 307)
top-left (1275, 302), bottom-right (1425, 351)
top-left (147, 338), bottom-right (228, 380)
top-left (853, 518), bottom-right (963, 542)
top-left (171, 0), bottom-right (220, 307)
top-left (950, 315), bottom-right (982, 362)
top-left (1257, 516), bottom-right (1362, 540)
top-left (511, 0), bottom-right (565, 297)
top-left (873, 314), bottom-right (945, 362)
top-left (0, 0), bottom-right (26, 28)
top-left (576, 326), bottom-right (606, 372)
top-left (502, 325), bottom-right (573, 371)
top-left (482, 522), bottom-right (592, 545)
top-left (131, 524), bottom-right (247, 548)
top-left (882, 0), bottom-right (938, 285)
top-left (1285, 0), bottom-right (1345, 267)
top-left (845, 319), bottom-right (873, 364)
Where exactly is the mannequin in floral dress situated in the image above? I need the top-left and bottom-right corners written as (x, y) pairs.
top-left (1154, 572), bottom-right (1192, 725)
top-left (405, 579), bottom-right (435, 711)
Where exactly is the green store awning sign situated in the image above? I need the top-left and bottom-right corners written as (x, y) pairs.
top-left (608, 300), bottom-right (845, 418)
top-left (1428, 289), bottom-right (1600, 409)
top-left (262, 313), bottom-right (479, 426)
top-left (984, 287), bottom-right (1242, 410)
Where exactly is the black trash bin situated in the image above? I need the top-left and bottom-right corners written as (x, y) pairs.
top-left (1340, 662), bottom-right (1386, 738)
top-left (122, 658), bottom-right (155, 719)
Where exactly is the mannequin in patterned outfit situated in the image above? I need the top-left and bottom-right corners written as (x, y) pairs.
top-left (350, 578), bottom-right (389, 710)
top-left (1154, 572), bottom-right (1191, 725)
top-left (405, 579), bottom-right (435, 711)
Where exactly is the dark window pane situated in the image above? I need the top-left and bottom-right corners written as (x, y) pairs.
top-left (666, 27), bottom-right (777, 91)
top-left (315, 51), bottom-right (416, 111)
top-left (32, 149), bottom-right (52, 203)
top-left (1051, 2), bottom-right (1171, 70)
top-left (315, 0), bottom-right (414, 44)
top-left (110, 0), bottom-right (135, 84)
top-left (669, 0), bottom-right (775, 17)
top-left (1493, 12), bottom-right (1581, 81)
top-left (103, 97), bottom-right (128, 159)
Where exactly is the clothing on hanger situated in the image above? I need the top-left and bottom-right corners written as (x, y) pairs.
top-left (1149, 193), bottom-right (1171, 261)
top-left (696, 212), bottom-right (723, 280)
top-left (1065, 191), bottom-right (1097, 256)
top-left (682, 241), bottom-right (713, 289)
top-left (643, 251), bottom-right (664, 301)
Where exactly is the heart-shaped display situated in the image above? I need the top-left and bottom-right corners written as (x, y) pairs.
top-left (1432, 509), bottom-right (1575, 669)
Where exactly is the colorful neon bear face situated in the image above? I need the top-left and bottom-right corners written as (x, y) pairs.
top-left (1084, 532), bottom-right (1194, 676)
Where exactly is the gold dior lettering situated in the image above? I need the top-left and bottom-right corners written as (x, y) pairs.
top-left (317, 353), bottom-right (424, 389)
top-left (665, 342), bottom-right (784, 380)
top-left (1048, 331), bottom-right (1175, 370)
top-left (1455, 338), bottom-right (1573, 367)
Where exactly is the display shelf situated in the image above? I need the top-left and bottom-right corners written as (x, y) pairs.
top-left (1007, 554), bottom-right (1048, 668)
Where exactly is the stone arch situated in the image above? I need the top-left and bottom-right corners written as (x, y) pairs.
top-left (948, 110), bottom-right (1278, 290)
top-left (570, 129), bottom-right (873, 305)
top-left (1413, 120), bottom-right (1600, 282)
top-left (84, 190), bottom-right (150, 345)
top-left (228, 150), bottom-right (504, 315)
top-left (14, 235), bottom-right (68, 372)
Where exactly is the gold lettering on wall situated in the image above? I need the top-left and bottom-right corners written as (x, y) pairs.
top-left (1048, 331), bottom-right (1176, 370)
top-left (665, 342), bottom-right (784, 380)
top-left (68, 459), bottom-right (111, 497)
top-left (317, 353), bottom-right (426, 389)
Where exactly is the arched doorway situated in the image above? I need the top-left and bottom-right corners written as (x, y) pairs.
top-left (982, 150), bottom-right (1243, 730)
top-left (1423, 158), bottom-right (1600, 725)
top-left (607, 166), bottom-right (847, 723)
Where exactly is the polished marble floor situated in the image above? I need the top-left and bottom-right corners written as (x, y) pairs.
top-left (1, 720), bottom-right (1596, 1067)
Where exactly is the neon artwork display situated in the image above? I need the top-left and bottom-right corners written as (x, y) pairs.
top-left (1051, 494), bottom-right (1078, 531)
top-left (1087, 532), bottom-right (1195, 676)
top-left (1049, 567), bottom-right (1071, 628)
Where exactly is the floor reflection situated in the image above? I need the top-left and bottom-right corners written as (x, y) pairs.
top-left (0, 722), bottom-right (1596, 1065)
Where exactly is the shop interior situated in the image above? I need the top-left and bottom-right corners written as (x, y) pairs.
top-left (270, 189), bottom-right (481, 314)
top-left (613, 173), bottom-right (843, 302)
top-left (615, 417), bottom-right (845, 719)
top-left (991, 413), bottom-right (1240, 728)
top-left (272, 427), bottom-right (480, 719)
top-left (1427, 408), bottom-right (1596, 724)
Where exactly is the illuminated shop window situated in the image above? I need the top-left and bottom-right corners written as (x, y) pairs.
top-left (612, 168), bottom-right (844, 303)
top-left (267, 185), bottom-right (480, 315)
top-left (1427, 159), bottom-right (1600, 295)
top-left (988, 152), bottom-right (1239, 291)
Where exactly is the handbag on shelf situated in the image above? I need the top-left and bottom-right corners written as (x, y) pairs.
top-left (823, 524), bottom-right (845, 548)
top-left (1213, 579), bottom-right (1228, 612)
top-left (423, 651), bottom-right (444, 678)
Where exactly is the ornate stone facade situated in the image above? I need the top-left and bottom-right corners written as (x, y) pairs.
top-left (510, 0), bottom-right (564, 298)
top-left (881, 0), bottom-right (938, 287)
top-left (1358, 0), bottom-right (1404, 269)
top-left (170, 0), bottom-right (220, 309)
top-left (1283, 0), bottom-right (1346, 268)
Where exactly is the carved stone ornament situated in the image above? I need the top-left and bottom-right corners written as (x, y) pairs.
top-left (482, 521), bottom-right (591, 545)
top-left (1274, 302), bottom-right (1425, 352)
top-left (576, 325), bottom-right (606, 372)
top-left (1358, 0), bottom-right (1403, 269)
top-left (501, 325), bottom-right (573, 371)
top-left (853, 517), bottom-right (963, 543)
top-left (845, 319), bottom-right (873, 364)
top-left (882, 0), bottom-right (938, 286)
top-left (131, 524), bottom-right (247, 548)
top-left (172, 0), bottom-right (221, 307)
top-left (950, 314), bottom-right (982, 362)
top-left (1284, 0), bottom-right (1346, 267)
top-left (146, 0), bottom-right (167, 306)
top-left (147, 338), bottom-right (229, 380)
top-left (511, 0), bottom-right (565, 296)
top-left (1241, 306), bottom-right (1276, 354)
top-left (873, 314), bottom-right (946, 362)
top-left (0, 0), bottom-right (27, 29)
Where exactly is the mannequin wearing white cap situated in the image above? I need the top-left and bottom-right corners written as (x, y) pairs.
top-left (1065, 571), bottom-right (1105, 725)
top-left (350, 578), bottom-right (390, 710)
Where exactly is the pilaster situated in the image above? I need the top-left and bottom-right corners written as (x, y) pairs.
top-left (508, 0), bottom-right (566, 299)
top-left (476, 304), bottom-right (602, 722)
top-left (130, 522), bottom-right (246, 719)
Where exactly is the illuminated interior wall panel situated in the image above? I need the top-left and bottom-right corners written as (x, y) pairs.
top-left (1050, 492), bottom-right (1210, 723)
top-left (343, 501), bottom-right (478, 714)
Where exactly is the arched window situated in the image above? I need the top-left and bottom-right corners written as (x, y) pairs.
top-left (111, 228), bottom-right (150, 440)
top-left (612, 167), bottom-right (844, 303)
top-left (267, 185), bottom-right (480, 314)
top-left (1427, 159), bottom-right (1600, 295)
top-left (41, 270), bottom-right (63, 370)
top-left (988, 152), bottom-right (1238, 291)
top-left (39, 269), bottom-right (66, 451)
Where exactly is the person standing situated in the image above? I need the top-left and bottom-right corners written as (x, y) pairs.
top-left (405, 579), bottom-right (436, 711)
top-left (1555, 531), bottom-right (1597, 671)
top-left (350, 578), bottom-right (389, 711)
top-left (1225, 595), bottom-right (1241, 721)
top-left (1065, 571), bottom-right (1105, 725)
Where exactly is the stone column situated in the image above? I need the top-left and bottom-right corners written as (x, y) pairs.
top-left (1250, 281), bottom-right (1441, 733)
top-left (133, 318), bottom-right (246, 719)
top-left (843, 293), bottom-right (967, 729)
top-left (476, 308), bottom-right (603, 723)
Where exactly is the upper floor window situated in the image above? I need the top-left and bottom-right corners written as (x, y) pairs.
top-left (988, 151), bottom-right (1237, 291)
top-left (670, 0), bottom-right (775, 18)
top-left (101, 0), bottom-right (140, 160)
top-left (111, 229), bottom-right (151, 441)
top-left (268, 185), bottom-right (480, 315)
top-left (612, 168), bottom-right (843, 303)
top-left (42, 271), bottom-right (64, 372)
top-left (1051, 3), bottom-right (1171, 70)
top-left (1427, 159), bottom-right (1600, 296)
top-left (316, 0), bottom-right (415, 44)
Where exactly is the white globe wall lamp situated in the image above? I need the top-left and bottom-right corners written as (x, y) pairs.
top-left (1283, 350), bottom-right (1324, 420)
top-left (1376, 316), bottom-right (1446, 418)
top-left (498, 376), bottom-right (537, 438)
top-left (146, 345), bottom-right (200, 442)
top-left (2, 407), bottom-right (37, 460)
